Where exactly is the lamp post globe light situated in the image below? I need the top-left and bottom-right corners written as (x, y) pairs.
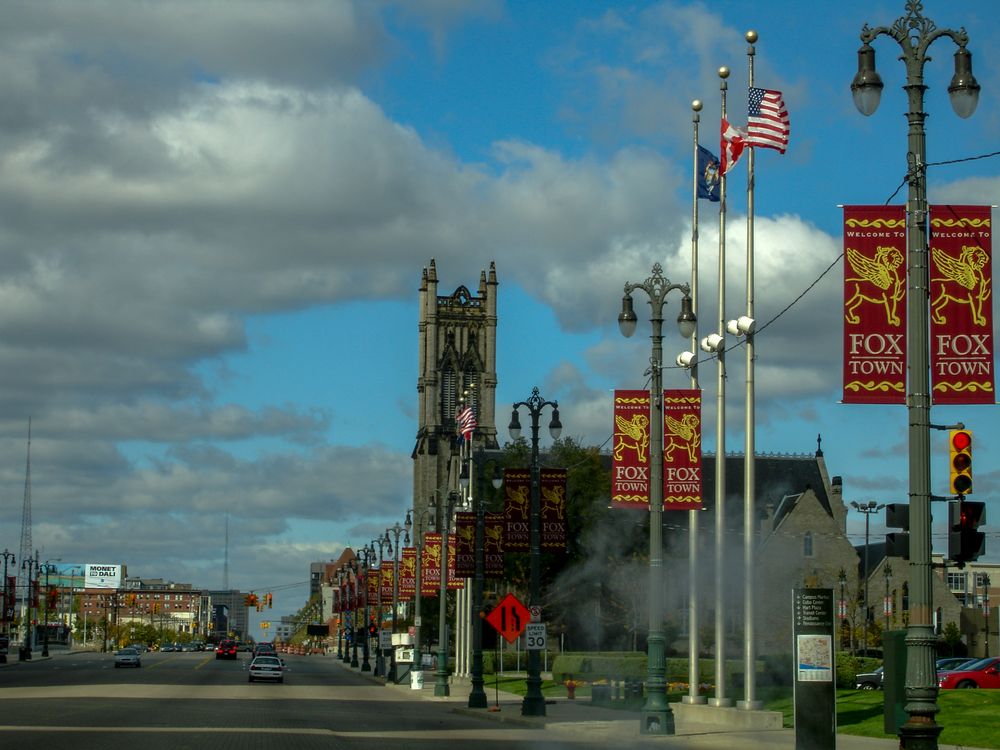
top-left (852, 7), bottom-right (980, 744)
top-left (384, 520), bottom-right (409, 683)
top-left (618, 263), bottom-right (695, 735)
top-left (508, 386), bottom-right (562, 718)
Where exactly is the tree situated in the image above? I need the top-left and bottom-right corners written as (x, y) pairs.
top-left (942, 621), bottom-right (963, 656)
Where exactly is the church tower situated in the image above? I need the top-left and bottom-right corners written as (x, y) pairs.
top-left (412, 259), bottom-right (499, 524)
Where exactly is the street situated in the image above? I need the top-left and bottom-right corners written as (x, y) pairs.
top-left (0, 650), bottom-right (618, 750)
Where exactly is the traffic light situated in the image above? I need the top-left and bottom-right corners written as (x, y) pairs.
top-left (884, 503), bottom-right (910, 559)
top-left (948, 499), bottom-right (986, 567)
top-left (267, 593), bottom-right (273, 609)
top-left (949, 429), bottom-right (973, 495)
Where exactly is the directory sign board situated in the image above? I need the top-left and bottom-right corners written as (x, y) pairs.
top-left (793, 588), bottom-right (836, 750)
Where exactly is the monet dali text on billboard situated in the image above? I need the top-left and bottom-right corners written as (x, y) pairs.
top-left (84, 564), bottom-right (122, 589)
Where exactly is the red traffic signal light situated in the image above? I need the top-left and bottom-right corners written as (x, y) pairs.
top-left (948, 499), bottom-right (986, 567)
top-left (949, 429), bottom-right (973, 495)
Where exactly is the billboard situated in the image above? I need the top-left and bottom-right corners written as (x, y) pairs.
top-left (84, 564), bottom-right (122, 589)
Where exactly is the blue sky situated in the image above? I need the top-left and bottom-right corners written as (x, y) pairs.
top-left (0, 1), bottom-right (997, 641)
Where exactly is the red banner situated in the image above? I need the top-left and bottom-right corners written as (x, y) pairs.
top-left (379, 563), bottom-right (394, 601)
top-left (842, 205), bottom-right (907, 403)
top-left (540, 468), bottom-right (567, 550)
top-left (929, 205), bottom-right (995, 404)
top-left (612, 389), bottom-right (650, 508)
top-left (367, 568), bottom-right (378, 600)
top-left (455, 511), bottom-right (475, 578)
top-left (399, 548), bottom-right (416, 601)
top-left (421, 533), bottom-right (441, 597)
top-left (485, 513), bottom-right (504, 578)
top-left (446, 533), bottom-right (463, 591)
top-left (503, 469), bottom-right (530, 551)
top-left (663, 389), bottom-right (703, 510)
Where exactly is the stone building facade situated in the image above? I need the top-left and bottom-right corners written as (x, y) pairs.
top-left (411, 259), bottom-right (499, 536)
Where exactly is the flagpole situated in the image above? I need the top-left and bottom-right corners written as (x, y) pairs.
top-left (684, 99), bottom-right (706, 707)
top-left (739, 29), bottom-right (762, 712)
top-left (709, 65), bottom-right (731, 709)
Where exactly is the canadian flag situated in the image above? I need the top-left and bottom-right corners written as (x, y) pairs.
top-left (720, 118), bottom-right (746, 176)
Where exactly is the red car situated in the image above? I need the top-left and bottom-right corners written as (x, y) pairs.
top-left (938, 656), bottom-right (1000, 689)
top-left (215, 639), bottom-right (238, 660)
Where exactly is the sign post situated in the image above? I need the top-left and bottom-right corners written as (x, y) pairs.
top-left (793, 588), bottom-right (836, 750)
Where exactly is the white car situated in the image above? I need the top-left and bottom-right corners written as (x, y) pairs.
top-left (247, 655), bottom-right (284, 683)
top-left (114, 647), bottom-right (141, 668)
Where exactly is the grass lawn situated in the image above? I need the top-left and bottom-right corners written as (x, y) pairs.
top-left (485, 674), bottom-right (1000, 749)
top-left (763, 688), bottom-right (1000, 749)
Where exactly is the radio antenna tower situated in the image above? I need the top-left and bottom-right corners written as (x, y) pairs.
top-left (223, 513), bottom-right (230, 590)
top-left (17, 419), bottom-right (33, 620)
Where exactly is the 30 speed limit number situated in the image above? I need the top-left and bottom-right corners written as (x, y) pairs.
top-left (525, 623), bottom-right (547, 651)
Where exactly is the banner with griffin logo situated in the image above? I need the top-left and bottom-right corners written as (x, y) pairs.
top-left (367, 565), bottom-right (379, 600)
top-left (929, 205), bottom-right (995, 404)
top-left (446, 533), bottom-right (463, 590)
top-left (843, 206), bottom-right (907, 403)
top-left (485, 512), bottom-right (505, 578)
top-left (455, 512), bottom-right (475, 578)
top-left (379, 561), bottom-right (394, 601)
top-left (399, 547), bottom-right (416, 601)
top-left (663, 389), bottom-right (703, 510)
top-left (421, 533), bottom-right (441, 597)
top-left (540, 468), bottom-right (567, 550)
top-left (503, 469), bottom-right (530, 551)
top-left (612, 389), bottom-right (650, 508)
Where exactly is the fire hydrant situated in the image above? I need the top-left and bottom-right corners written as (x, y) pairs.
top-left (565, 679), bottom-right (578, 699)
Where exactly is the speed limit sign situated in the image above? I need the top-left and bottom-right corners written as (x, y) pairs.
top-left (525, 623), bottom-right (547, 651)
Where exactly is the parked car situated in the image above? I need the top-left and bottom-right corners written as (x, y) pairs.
top-left (248, 655), bottom-right (285, 683)
top-left (215, 639), bottom-right (238, 660)
top-left (114, 647), bottom-right (142, 668)
top-left (936, 657), bottom-right (975, 673)
top-left (938, 656), bottom-right (1000, 689)
top-left (855, 666), bottom-right (884, 690)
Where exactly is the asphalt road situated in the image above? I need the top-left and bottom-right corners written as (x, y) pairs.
top-left (0, 650), bottom-right (611, 750)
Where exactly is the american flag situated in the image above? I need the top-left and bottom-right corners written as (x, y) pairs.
top-left (456, 405), bottom-right (477, 442)
top-left (747, 87), bottom-right (789, 153)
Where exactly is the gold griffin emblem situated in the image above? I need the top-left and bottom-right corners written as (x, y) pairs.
top-left (931, 245), bottom-right (991, 327)
top-left (844, 245), bottom-right (905, 326)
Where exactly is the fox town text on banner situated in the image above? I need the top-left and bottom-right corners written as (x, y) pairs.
top-left (929, 205), bottom-right (995, 404)
top-left (842, 206), bottom-right (907, 404)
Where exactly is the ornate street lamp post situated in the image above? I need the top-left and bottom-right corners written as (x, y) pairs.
top-left (466, 454), bottom-right (502, 708)
top-left (851, 6), bottom-right (980, 745)
top-left (618, 263), bottom-right (696, 735)
top-left (384, 520), bottom-right (410, 683)
top-left (41, 562), bottom-right (59, 657)
top-left (20, 551), bottom-right (40, 661)
top-left (362, 545), bottom-right (379, 673)
top-left (348, 560), bottom-right (360, 668)
top-left (1, 550), bottom-right (14, 663)
top-left (852, 500), bottom-right (886, 657)
top-left (408, 507), bottom-right (434, 680)
top-left (508, 387), bottom-right (562, 717)
top-left (433, 490), bottom-right (462, 697)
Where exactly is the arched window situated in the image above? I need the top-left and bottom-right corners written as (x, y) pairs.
top-left (803, 531), bottom-right (814, 557)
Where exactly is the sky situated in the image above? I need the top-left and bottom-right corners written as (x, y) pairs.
top-left (0, 0), bottom-right (998, 642)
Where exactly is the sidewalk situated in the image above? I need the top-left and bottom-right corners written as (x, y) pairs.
top-left (338, 659), bottom-right (990, 750)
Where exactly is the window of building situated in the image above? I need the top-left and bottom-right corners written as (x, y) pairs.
top-left (947, 572), bottom-right (967, 591)
top-left (803, 532), bottom-right (814, 557)
top-left (974, 572), bottom-right (990, 588)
